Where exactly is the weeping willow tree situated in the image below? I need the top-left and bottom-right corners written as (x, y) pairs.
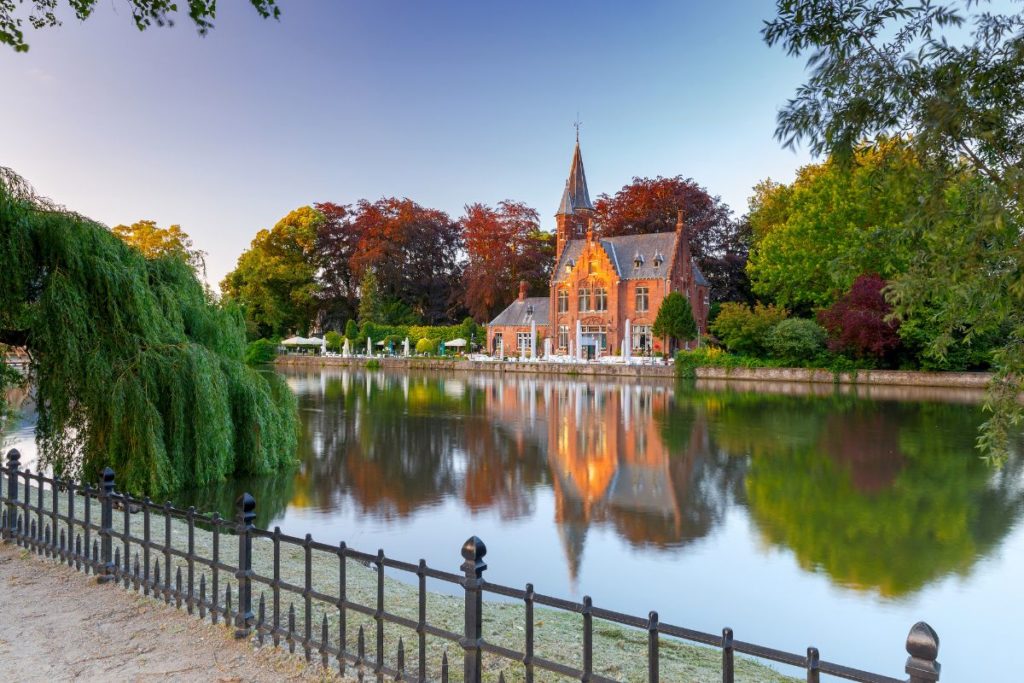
top-left (0, 167), bottom-right (297, 495)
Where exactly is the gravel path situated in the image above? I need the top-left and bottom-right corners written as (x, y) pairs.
top-left (0, 543), bottom-right (347, 682)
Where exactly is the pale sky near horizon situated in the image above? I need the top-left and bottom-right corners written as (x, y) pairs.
top-left (1, 0), bottom-right (815, 287)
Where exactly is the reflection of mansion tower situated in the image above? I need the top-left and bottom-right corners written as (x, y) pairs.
top-left (487, 138), bottom-right (709, 356)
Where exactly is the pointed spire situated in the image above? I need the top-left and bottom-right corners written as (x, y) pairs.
top-left (556, 139), bottom-right (595, 216)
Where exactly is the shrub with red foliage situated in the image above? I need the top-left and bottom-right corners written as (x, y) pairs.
top-left (817, 274), bottom-right (901, 360)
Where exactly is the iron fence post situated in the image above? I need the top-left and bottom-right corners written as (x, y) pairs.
top-left (97, 467), bottom-right (116, 583)
top-left (460, 536), bottom-right (487, 683)
top-left (234, 492), bottom-right (256, 639)
top-left (905, 622), bottom-right (940, 682)
top-left (3, 449), bottom-right (19, 543)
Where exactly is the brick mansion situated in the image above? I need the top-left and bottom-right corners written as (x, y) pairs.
top-left (487, 140), bottom-right (710, 357)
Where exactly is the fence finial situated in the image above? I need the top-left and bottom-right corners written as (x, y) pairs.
top-left (461, 536), bottom-right (487, 577)
top-left (905, 622), bottom-right (940, 682)
top-left (461, 536), bottom-right (487, 683)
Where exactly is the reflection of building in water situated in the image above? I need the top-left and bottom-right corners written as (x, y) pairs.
top-left (466, 375), bottom-right (742, 583)
top-left (538, 382), bottom-right (734, 583)
top-left (281, 368), bottom-right (740, 582)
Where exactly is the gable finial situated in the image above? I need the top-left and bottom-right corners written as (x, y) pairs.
top-left (573, 115), bottom-right (582, 142)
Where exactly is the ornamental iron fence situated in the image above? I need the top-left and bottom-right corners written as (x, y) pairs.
top-left (1, 448), bottom-right (941, 683)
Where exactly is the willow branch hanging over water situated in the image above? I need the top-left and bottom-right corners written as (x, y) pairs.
top-left (0, 167), bottom-right (297, 495)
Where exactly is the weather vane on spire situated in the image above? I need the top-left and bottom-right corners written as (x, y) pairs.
top-left (573, 115), bottom-right (582, 142)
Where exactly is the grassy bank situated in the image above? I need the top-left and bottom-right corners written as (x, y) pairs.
top-left (12, 484), bottom-right (796, 682)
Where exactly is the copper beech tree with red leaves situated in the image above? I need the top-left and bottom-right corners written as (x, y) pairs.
top-left (348, 198), bottom-right (464, 324)
top-left (313, 201), bottom-right (362, 328)
top-left (594, 176), bottom-right (752, 303)
top-left (462, 201), bottom-right (554, 321)
top-left (818, 274), bottom-right (901, 361)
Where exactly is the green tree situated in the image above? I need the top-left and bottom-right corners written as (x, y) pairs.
top-left (747, 141), bottom-right (920, 311)
top-left (0, 167), bottom-right (296, 495)
top-left (221, 206), bottom-right (322, 339)
top-left (344, 319), bottom-right (359, 341)
top-left (357, 269), bottom-right (383, 324)
top-left (711, 302), bottom-right (788, 357)
top-left (652, 292), bottom-right (697, 352)
top-left (324, 331), bottom-right (343, 353)
top-left (764, 0), bottom-right (1024, 459)
top-left (3, 0), bottom-right (280, 52)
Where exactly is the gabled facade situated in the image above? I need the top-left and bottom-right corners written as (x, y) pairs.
top-left (488, 140), bottom-right (709, 357)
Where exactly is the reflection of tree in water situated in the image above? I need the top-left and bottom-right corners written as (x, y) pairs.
top-left (176, 471), bottom-right (296, 529)
top-left (185, 369), bottom-right (1024, 600)
top-left (295, 371), bottom-right (549, 521)
top-left (711, 395), bottom-right (1024, 598)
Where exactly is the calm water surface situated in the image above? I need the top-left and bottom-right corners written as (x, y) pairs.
top-left (5, 368), bottom-right (1023, 680)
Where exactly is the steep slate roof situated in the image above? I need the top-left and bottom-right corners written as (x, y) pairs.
top-left (693, 262), bottom-right (709, 287)
top-left (552, 232), bottom-right (685, 282)
top-left (489, 297), bottom-right (550, 326)
top-left (556, 141), bottom-right (595, 215)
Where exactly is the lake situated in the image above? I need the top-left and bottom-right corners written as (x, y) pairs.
top-left (4, 366), bottom-right (1023, 680)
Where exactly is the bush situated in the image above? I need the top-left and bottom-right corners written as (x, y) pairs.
top-left (344, 319), bottom-right (359, 340)
top-left (711, 303), bottom-right (788, 356)
top-left (325, 330), bottom-right (343, 353)
top-left (674, 345), bottom-right (776, 379)
top-left (818, 274), bottom-right (901, 361)
top-left (767, 318), bottom-right (826, 365)
top-left (415, 337), bottom-right (438, 354)
top-left (244, 338), bottom-right (278, 365)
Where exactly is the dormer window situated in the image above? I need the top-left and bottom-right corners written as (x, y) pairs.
top-left (653, 251), bottom-right (664, 268)
top-left (526, 304), bottom-right (534, 317)
top-left (565, 258), bottom-right (575, 273)
top-left (633, 252), bottom-right (645, 269)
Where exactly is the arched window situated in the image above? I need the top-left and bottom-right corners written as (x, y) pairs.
top-left (594, 287), bottom-right (607, 311)
top-left (578, 287), bottom-right (590, 312)
top-left (557, 289), bottom-right (569, 313)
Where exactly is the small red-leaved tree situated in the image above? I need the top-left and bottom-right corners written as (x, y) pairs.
top-left (818, 274), bottom-right (901, 360)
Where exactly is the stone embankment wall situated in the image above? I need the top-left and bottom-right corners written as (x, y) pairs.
top-left (274, 355), bottom-right (993, 390)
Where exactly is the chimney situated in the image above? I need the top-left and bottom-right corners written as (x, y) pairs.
top-left (586, 218), bottom-right (595, 243)
top-left (519, 280), bottom-right (528, 301)
top-left (675, 208), bottom-right (685, 235)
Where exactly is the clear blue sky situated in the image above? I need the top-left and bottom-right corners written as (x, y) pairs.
top-left (1, 0), bottom-right (814, 286)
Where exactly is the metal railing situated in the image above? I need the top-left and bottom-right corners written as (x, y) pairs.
top-left (0, 448), bottom-right (941, 683)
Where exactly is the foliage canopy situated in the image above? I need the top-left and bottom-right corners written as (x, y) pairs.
top-left (221, 207), bottom-right (322, 339)
top-left (0, 167), bottom-right (297, 495)
top-left (746, 141), bottom-right (919, 311)
top-left (462, 201), bottom-right (553, 322)
top-left (764, 0), bottom-right (1024, 460)
top-left (113, 220), bottom-right (206, 276)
